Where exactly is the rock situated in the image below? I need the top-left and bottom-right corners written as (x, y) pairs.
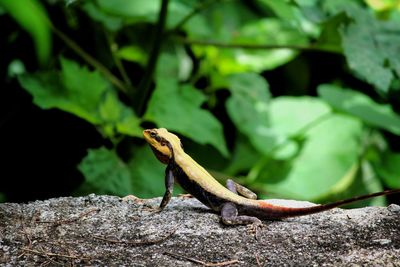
top-left (0, 195), bottom-right (399, 266)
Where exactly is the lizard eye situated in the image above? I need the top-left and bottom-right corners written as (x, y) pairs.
top-left (150, 132), bottom-right (157, 138)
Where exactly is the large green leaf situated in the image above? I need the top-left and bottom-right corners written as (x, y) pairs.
top-left (226, 73), bottom-right (276, 154)
top-left (61, 57), bottom-right (109, 114)
top-left (227, 75), bottom-right (332, 159)
top-left (144, 78), bottom-right (228, 157)
top-left (96, 0), bottom-right (194, 29)
top-left (0, 0), bottom-right (51, 65)
top-left (259, 113), bottom-right (363, 200)
top-left (318, 84), bottom-right (400, 135)
top-left (18, 57), bottom-right (142, 138)
top-left (78, 147), bottom-right (132, 196)
top-left (269, 97), bottom-right (331, 136)
top-left (340, 20), bottom-right (392, 93)
top-left (377, 20), bottom-right (400, 79)
top-left (339, 6), bottom-right (400, 93)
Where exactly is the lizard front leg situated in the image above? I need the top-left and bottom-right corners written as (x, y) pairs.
top-left (159, 163), bottom-right (174, 210)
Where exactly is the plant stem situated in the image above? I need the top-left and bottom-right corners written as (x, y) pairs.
top-left (136, 0), bottom-right (170, 115)
top-left (105, 31), bottom-right (132, 87)
top-left (51, 25), bottom-right (129, 94)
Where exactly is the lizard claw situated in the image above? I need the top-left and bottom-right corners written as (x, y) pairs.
top-left (247, 221), bottom-right (264, 240)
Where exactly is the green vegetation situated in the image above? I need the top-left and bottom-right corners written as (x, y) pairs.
top-left (1, 0), bottom-right (400, 205)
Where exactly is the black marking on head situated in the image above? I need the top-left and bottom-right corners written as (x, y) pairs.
top-left (149, 130), bottom-right (161, 142)
top-left (165, 141), bottom-right (175, 160)
top-left (148, 130), bottom-right (168, 146)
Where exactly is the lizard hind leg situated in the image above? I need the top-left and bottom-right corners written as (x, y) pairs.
top-left (226, 179), bottom-right (257, 199)
top-left (220, 202), bottom-right (263, 239)
top-left (223, 180), bottom-right (263, 239)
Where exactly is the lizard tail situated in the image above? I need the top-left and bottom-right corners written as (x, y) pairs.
top-left (256, 189), bottom-right (400, 219)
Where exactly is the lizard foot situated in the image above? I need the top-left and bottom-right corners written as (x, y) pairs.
top-left (122, 195), bottom-right (145, 203)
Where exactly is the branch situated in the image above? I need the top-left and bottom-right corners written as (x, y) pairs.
top-left (105, 31), bottom-right (133, 88)
top-left (175, 36), bottom-right (340, 53)
top-left (51, 25), bottom-right (129, 94)
top-left (136, 0), bottom-right (170, 115)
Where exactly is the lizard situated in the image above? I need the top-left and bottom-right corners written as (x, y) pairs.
top-left (143, 128), bottom-right (400, 232)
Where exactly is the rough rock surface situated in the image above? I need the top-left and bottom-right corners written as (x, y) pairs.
top-left (1, 195), bottom-right (400, 266)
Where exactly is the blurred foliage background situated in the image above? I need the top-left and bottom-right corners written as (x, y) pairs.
top-left (1, 0), bottom-right (400, 206)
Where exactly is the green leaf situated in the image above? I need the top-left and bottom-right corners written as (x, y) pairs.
top-left (314, 12), bottom-right (347, 53)
top-left (61, 57), bottom-right (109, 110)
top-left (339, 6), bottom-right (400, 93)
top-left (155, 51), bottom-right (193, 81)
top-left (0, 0), bottom-right (51, 65)
top-left (194, 18), bottom-right (309, 74)
top-left (269, 97), bottom-right (331, 136)
top-left (144, 78), bottom-right (229, 157)
top-left (96, 0), bottom-right (193, 29)
top-left (116, 112), bottom-right (143, 137)
top-left (18, 58), bottom-right (106, 124)
top-left (186, 1), bottom-right (257, 41)
top-left (259, 0), bottom-right (299, 22)
top-left (96, 0), bottom-right (160, 20)
top-left (340, 20), bottom-right (392, 92)
top-left (321, 0), bottom-right (360, 15)
top-left (82, 2), bottom-right (123, 31)
top-left (244, 97), bottom-right (332, 194)
top-left (260, 114), bottom-right (363, 200)
top-left (99, 91), bottom-right (122, 123)
top-left (98, 91), bottom-right (142, 138)
top-left (228, 76), bottom-right (331, 159)
top-left (78, 147), bottom-right (132, 196)
top-left (226, 73), bottom-right (276, 154)
top-left (234, 19), bottom-right (308, 72)
top-left (374, 150), bottom-right (400, 188)
top-left (318, 84), bottom-right (400, 135)
top-left (18, 57), bottom-right (142, 138)
top-left (19, 71), bottom-right (100, 124)
top-left (377, 20), bottom-right (400, 79)
top-left (117, 46), bottom-right (147, 65)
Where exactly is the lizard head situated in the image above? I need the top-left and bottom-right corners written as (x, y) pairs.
top-left (143, 128), bottom-right (182, 164)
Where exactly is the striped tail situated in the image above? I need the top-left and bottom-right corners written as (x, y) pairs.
top-left (256, 189), bottom-right (400, 219)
